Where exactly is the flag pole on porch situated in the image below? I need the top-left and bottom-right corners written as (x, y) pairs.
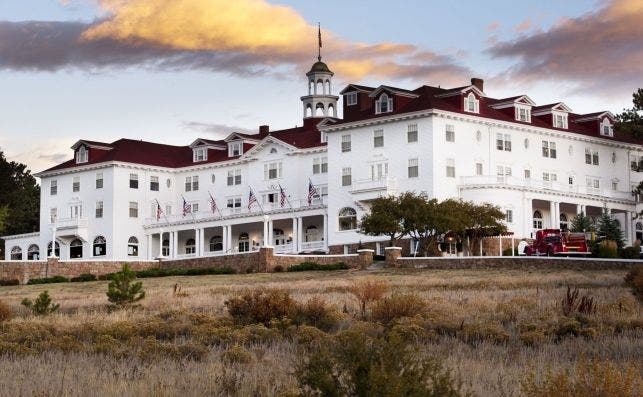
top-left (208, 191), bottom-right (223, 219)
top-left (248, 186), bottom-right (265, 214)
top-left (278, 183), bottom-right (293, 209)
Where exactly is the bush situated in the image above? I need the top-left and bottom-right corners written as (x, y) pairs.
top-left (561, 286), bottom-right (596, 316)
top-left (100, 266), bottom-right (236, 280)
top-left (287, 262), bottom-right (349, 272)
top-left (349, 279), bottom-right (390, 317)
top-left (0, 300), bottom-right (12, 322)
top-left (0, 279), bottom-right (19, 286)
top-left (272, 265), bottom-right (284, 272)
top-left (21, 290), bottom-right (60, 316)
top-left (502, 247), bottom-right (519, 256)
top-left (624, 268), bottom-right (643, 303)
top-left (222, 345), bottom-right (253, 364)
top-left (291, 296), bottom-right (342, 332)
top-left (106, 264), bottom-right (145, 307)
top-left (26, 275), bottom-right (69, 285)
top-left (225, 288), bottom-right (295, 326)
top-left (619, 244), bottom-right (640, 259)
top-left (296, 324), bottom-right (466, 397)
top-left (371, 293), bottom-right (427, 325)
top-left (596, 240), bottom-right (618, 258)
top-left (70, 273), bottom-right (97, 282)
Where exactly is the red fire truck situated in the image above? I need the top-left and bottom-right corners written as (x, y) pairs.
top-left (523, 229), bottom-right (590, 256)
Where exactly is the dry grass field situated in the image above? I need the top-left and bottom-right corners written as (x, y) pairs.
top-left (0, 267), bottom-right (641, 396)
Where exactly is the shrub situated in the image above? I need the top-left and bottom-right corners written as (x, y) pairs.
top-left (521, 359), bottom-right (640, 397)
top-left (291, 296), bottom-right (342, 332)
top-left (371, 293), bottom-right (427, 325)
top-left (70, 273), bottom-right (97, 282)
top-left (0, 279), bottom-right (19, 286)
top-left (225, 288), bottom-right (295, 326)
top-left (0, 300), bottom-right (12, 322)
top-left (21, 290), bottom-right (60, 316)
top-left (222, 345), bottom-right (253, 364)
top-left (272, 265), bottom-right (284, 272)
top-left (106, 264), bottom-right (145, 307)
top-left (349, 279), bottom-right (389, 317)
top-left (619, 244), bottom-right (640, 259)
top-left (561, 286), bottom-right (596, 316)
top-left (596, 240), bottom-right (618, 258)
top-left (296, 324), bottom-right (466, 397)
top-left (98, 266), bottom-right (236, 281)
top-left (502, 247), bottom-right (519, 256)
top-left (287, 262), bottom-right (349, 272)
top-left (26, 275), bottom-right (69, 285)
top-left (624, 268), bottom-right (643, 303)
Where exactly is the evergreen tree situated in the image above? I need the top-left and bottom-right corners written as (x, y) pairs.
top-left (615, 88), bottom-right (643, 139)
top-left (570, 212), bottom-right (595, 233)
top-left (107, 264), bottom-right (145, 306)
top-left (21, 290), bottom-right (60, 316)
top-left (596, 209), bottom-right (624, 249)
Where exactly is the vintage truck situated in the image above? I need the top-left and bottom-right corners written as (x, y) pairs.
top-left (523, 229), bottom-right (590, 256)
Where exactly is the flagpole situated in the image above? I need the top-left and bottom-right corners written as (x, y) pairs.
top-left (279, 183), bottom-right (294, 209)
top-left (248, 185), bottom-right (265, 214)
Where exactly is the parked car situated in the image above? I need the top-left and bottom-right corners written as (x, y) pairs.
top-left (524, 229), bottom-right (590, 256)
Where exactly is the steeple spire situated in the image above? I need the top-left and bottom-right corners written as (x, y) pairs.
top-left (317, 22), bottom-right (322, 62)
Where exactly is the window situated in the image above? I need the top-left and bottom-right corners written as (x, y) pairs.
top-left (496, 165), bottom-right (511, 182)
top-left (341, 134), bottom-right (351, 152)
top-left (193, 147), bottom-right (207, 162)
top-left (338, 207), bottom-right (357, 231)
top-left (346, 92), bottom-right (357, 106)
top-left (165, 205), bottom-right (172, 216)
top-left (10, 246), bottom-right (22, 260)
top-left (554, 113), bottom-right (568, 129)
top-left (375, 93), bottom-right (392, 114)
top-left (227, 197), bottom-right (242, 208)
top-left (50, 180), bottom-right (57, 195)
top-left (371, 162), bottom-right (388, 180)
top-left (464, 93), bottom-right (479, 113)
top-left (95, 173), bottom-right (103, 189)
top-left (27, 244), bottom-right (40, 260)
top-left (600, 119), bottom-right (613, 137)
top-left (129, 202), bottom-right (138, 218)
top-left (209, 236), bottom-right (223, 252)
top-left (407, 124), bottom-right (418, 143)
top-left (542, 172), bottom-right (557, 182)
top-left (93, 236), bottom-right (106, 257)
top-left (496, 133), bottom-right (511, 151)
top-left (227, 169), bottom-right (242, 186)
top-left (446, 159), bottom-right (455, 178)
top-left (612, 180), bottom-right (618, 190)
top-left (73, 176), bottom-right (80, 192)
top-left (185, 238), bottom-right (196, 255)
top-left (75, 146), bottom-right (88, 163)
top-left (585, 148), bottom-right (592, 164)
top-left (70, 239), bottom-right (83, 259)
top-left (542, 141), bottom-right (556, 158)
top-left (586, 177), bottom-right (600, 191)
top-left (185, 175), bottom-right (199, 191)
top-left (211, 174), bottom-right (216, 184)
top-left (191, 203), bottom-right (199, 213)
top-left (506, 209), bottom-right (513, 223)
top-left (50, 208), bottom-right (57, 224)
top-left (162, 240), bottom-right (170, 257)
top-left (568, 176), bottom-right (574, 186)
top-left (129, 173), bottom-right (138, 189)
top-left (238, 233), bottom-right (249, 252)
top-left (592, 151), bottom-right (599, 165)
top-left (313, 157), bottom-right (328, 174)
top-left (128, 237), bottom-right (139, 256)
top-left (150, 176), bottom-right (159, 191)
top-left (524, 169), bottom-right (531, 180)
top-left (264, 162), bottom-right (283, 180)
top-left (373, 129), bottom-right (384, 148)
top-left (445, 124), bottom-right (455, 142)
top-left (47, 241), bottom-right (60, 257)
top-left (533, 211), bottom-right (543, 229)
top-left (229, 141), bottom-right (242, 157)
top-left (602, 125), bottom-right (611, 136)
top-left (95, 201), bottom-right (103, 218)
top-left (408, 158), bottom-right (419, 178)
top-left (516, 107), bottom-right (531, 122)
top-left (476, 163), bottom-right (483, 176)
top-left (342, 167), bottom-right (352, 186)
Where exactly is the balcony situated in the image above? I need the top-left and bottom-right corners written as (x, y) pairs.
top-left (459, 175), bottom-right (634, 201)
top-left (301, 241), bottom-right (325, 252)
top-left (55, 217), bottom-right (89, 241)
top-left (349, 177), bottom-right (398, 200)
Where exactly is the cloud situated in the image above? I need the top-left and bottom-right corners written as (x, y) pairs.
top-left (513, 19), bottom-right (532, 33)
top-left (182, 121), bottom-right (255, 139)
top-left (0, 0), bottom-right (471, 85)
top-left (488, 0), bottom-right (643, 94)
top-left (487, 22), bottom-right (500, 32)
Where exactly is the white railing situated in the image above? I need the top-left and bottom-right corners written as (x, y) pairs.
top-left (274, 243), bottom-right (294, 253)
top-left (460, 175), bottom-right (634, 200)
top-left (301, 241), bottom-right (325, 251)
top-left (56, 217), bottom-right (88, 230)
top-left (350, 177), bottom-right (398, 194)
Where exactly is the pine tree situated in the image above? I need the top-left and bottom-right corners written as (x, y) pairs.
top-left (596, 209), bottom-right (624, 248)
top-left (106, 264), bottom-right (145, 306)
top-left (21, 290), bottom-right (60, 316)
top-left (570, 212), bottom-right (595, 233)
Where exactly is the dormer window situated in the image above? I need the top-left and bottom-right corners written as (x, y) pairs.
top-left (346, 92), bottom-right (357, 106)
top-left (600, 118), bottom-right (613, 137)
top-left (553, 113), bottom-right (568, 129)
top-left (228, 141), bottom-right (243, 157)
top-left (516, 106), bottom-right (531, 122)
top-left (464, 93), bottom-right (479, 113)
top-left (75, 146), bottom-right (88, 164)
top-left (375, 93), bottom-right (393, 114)
top-left (193, 147), bottom-right (207, 162)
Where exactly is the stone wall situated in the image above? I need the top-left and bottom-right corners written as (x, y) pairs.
top-left (269, 249), bottom-right (373, 271)
top-left (160, 252), bottom-right (261, 273)
top-left (395, 256), bottom-right (640, 270)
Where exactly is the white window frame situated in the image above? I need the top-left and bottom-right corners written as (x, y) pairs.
top-left (72, 176), bottom-right (80, 192)
top-left (75, 146), bottom-right (88, 164)
top-left (129, 173), bottom-right (138, 189)
top-left (475, 163), bottom-right (483, 176)
top-left (129, 201), bottom-right (138, 218)
top-left (264, 162), bottom-right (283, 180)
top-left (515, 106), bottom-right (531, 122)
top-left (341, 134), bottom-right (351, 152)
top-left (95, 173), bottom-right (103, 189)
top-left (553, 112), bottom-right (568, 129)
top-left (227, 169), bottom-right (242, 186)
top-left (407, 124), bottom-right (418, 143)
top-left (375, 93), bottom-right (393, 114)
top-left (464, 93), bottom-right (479, 113)
top-left (373, 129), bottom-right (384, 148)
top-left (346, 92), bottom-right (357, 106)
top-left (342, 167), bottom-right (352, 186)
top-left (50, 180), bottom-right (57, 196)
top-left (446, 159), bottom-right (456, 178)
top-left (445, 124), bottom-right (455, 142)
top-left (95, 201), bottom-right (103, 219)
top-left (228, 141), bottom-right (243, 157)
top-left (193, 147), bottom-right (207, 162)
top-left (408, 158), bottom-right (419, 178)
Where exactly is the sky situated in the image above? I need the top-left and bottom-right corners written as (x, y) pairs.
top-left (0, 0), bottom-right (642, 174)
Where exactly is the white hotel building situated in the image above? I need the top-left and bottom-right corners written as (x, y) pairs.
top-left (4, 58), bottom-right (643, 260)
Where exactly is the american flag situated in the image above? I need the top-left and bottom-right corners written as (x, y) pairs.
top-left (208, 192), bottom-right (218, 214)
top-left (156, 199), bottom-right (163, 222)
top-left (279, 184), bottom-right (287, 208)
top-left (248, 189), bottom-right (258, 210)
top-left (182, 196), bottom-right (190, 217)
top-left (308, 179), bottom-right (319, 205)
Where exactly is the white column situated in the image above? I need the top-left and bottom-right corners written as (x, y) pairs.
top-left (549, 201), bottom-right (556, 229)
top-left (292, 218), bottom-right (298, 253)
top-left (323, 214), bottom-right (328, 251)
top-left (227, 225), bottom-right (233, 252)
top-left (524, 198), bottom-right (533, 238)
top-left (159, 231), bottom-right (164, 258)
top-left (221, 225), bottom-right (227, 253)
top-left (268, 219), bottom-right (274, 246)
top-left (297, 217), bottom-right (303, 252)
top-left (625, 212), bottom-right (633, 246)
top-left (172, 231), bottom-right (179, 258)
top-left (498, 236), bottom-right (502, 256)
top-left (263, 220), bottom-right (268, 246)
top-left (147, 234), bottom-right (152, 259)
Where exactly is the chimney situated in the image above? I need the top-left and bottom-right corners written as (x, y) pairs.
top-left (471, 78), bottom-right (484, 92)
top-left (259, 125), bottom-right (269, 134)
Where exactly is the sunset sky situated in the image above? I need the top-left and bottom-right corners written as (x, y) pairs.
top-left (1, 0), bottom-right (642, 174)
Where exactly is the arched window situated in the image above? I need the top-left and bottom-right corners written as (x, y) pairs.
top-left (273, 228), bottom-right (285, 246)
top-left (93, 236), bottom-right (106, 257)
top-left (162, 239), bottom-right (170, 257)
top-left (27, 244), bottom-right (40, 260)
top-left (47, 241), bottom-right (60, 257)
top-left (10, 246), bottom-right (22, 260)
top-left (376, 93), bottom-right (392, 114)
top-left (533, 211), bottom-right (543, 230)
top-left (305, 225), bottom-right (320, 242)
top-left (309, 80), bottom-right (314, 95)
top-left (238, 233), bottom-right (249, 252)
top-left (315, 102), bottom-right (325, 117)
top-left (128, 237), bottom-right (139, 257)
top-left (70, 239), bottom-right (83, 259)
top-left (464, 93), bottom-right (479, 113)
top-left (210, 235), bottom-right (223, 252)
top-left (559, 213), bottom-right (569, 231)
top-left (305, 104), bottom-right (313, 118)
top-left (328, 104), bottom-right (335, 118)
top-left (316, 80), bottom-right (323, 95)
top-left (338, 207), bottom-right (358, 231)
top-left (636, 222), bottom-right (643, 242)
top-left (185, 238), bottom-right (196, 255)
top-left (325, 80), bottom-right (331, 94)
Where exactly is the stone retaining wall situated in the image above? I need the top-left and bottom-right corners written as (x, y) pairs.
top-left (269, 249), bottom-right (373, 271)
